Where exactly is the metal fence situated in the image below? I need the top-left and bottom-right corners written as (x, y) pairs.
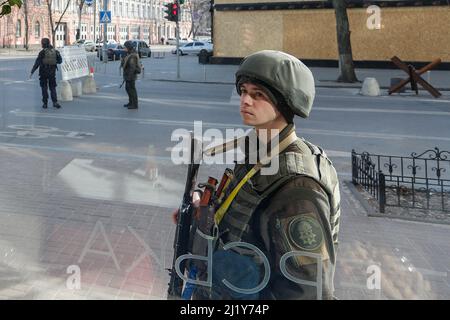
top-left (352, 147), bottom-right (450, 213)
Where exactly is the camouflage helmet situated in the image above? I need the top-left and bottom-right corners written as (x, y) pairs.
top-left (235, 50), bottom-right (315, 118)
top-left (41, 38), bottom-right (50, 48)
top-left (124, 40), bottom-right (135, 50)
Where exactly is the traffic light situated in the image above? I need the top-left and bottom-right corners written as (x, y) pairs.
top-left (164, 2), bottom-right (179, 22)
top-left (170, 2), bottom-right (179, 22)
top-left (164, 2), bottom-right (174, 21)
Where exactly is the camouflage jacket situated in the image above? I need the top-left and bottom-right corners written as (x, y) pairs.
top-left (121, 51), bottom-right (140, 81)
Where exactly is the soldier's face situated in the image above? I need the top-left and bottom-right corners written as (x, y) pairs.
top-left (239, 83), bottom-right (283, 129)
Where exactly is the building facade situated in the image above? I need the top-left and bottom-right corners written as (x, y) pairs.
top-left (0, 0), bottom-right (192, 48)
top-left (211, 0), bottom-right (450, 67)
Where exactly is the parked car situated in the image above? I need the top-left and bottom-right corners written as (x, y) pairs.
top-left (97, 43), bottom-right (127, 61)
top-left (126, 40), bottom-right (152, 58)
top-left (172, 41), bottom-right (213, 56)
top-left (193, 36), bottom-right (211, 43)
top-left (73, 39), bottom-right (96, 52)
top-left (166, 37), bottom-right (191, 46)
top-left (95, 39), bottom-right (117, 51)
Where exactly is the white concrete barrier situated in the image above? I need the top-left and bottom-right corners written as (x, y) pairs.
top-left (71, 80), bottom-right (83, 97)
top-left (360, 77), bottom-right (381, 96)
top-left (59, 80), bottom-right (73, 101)
top-left (82, 74), bottom-right (97, 94)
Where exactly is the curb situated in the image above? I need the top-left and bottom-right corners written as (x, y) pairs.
top-left (344, 181), bottom-right (378, 216)
top-left (345, 181), bottom-right (450, 226)
top-left (367, 212), bottom-right (450, 226)
top-left (151, 78), bottom-right (234, 85)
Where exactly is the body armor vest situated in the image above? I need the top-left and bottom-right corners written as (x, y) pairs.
top-left (42, 48), bottom-right (57, 65)
top-left (218, 138), bottom-right (341, 246)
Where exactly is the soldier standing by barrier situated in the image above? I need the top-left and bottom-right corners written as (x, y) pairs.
top-left (120, 41), bottom-right (141, 110)
top-left (30, 38), bottom-right (62, 109)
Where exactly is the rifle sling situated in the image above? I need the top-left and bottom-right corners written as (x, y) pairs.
top-left (213, 129), bottom-right (298, 225)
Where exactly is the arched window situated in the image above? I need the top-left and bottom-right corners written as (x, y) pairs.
top-left (34, 21), bottom-right (41, 38)
top-left (16, 19), bottom-right (21, 37)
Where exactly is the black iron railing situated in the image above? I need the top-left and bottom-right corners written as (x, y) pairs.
top-left (352, 147), bottom-right (450, 213)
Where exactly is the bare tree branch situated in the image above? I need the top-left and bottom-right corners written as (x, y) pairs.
top-left (46, 0), bottom-right (71, 46)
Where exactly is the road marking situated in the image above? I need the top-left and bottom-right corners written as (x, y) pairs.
top-left (9, 110), bottom-right (244, 128)
top-left (101, 83), bottom-right (120, 88)
top-left (0, 125), bottom-right (95, 139)
top-left (8, 110), bottom-right (450, 141)
top-left (90, 93), bottom-right (238, 110)
top-left (230, 95), bottom-right (450, 117)
top-left (313, 107), bottom-right (450, 116)
top-left (317, 93), bottom-right (450, 103)
top-left (3, 80), bottom-right (31, 85)
top-left (0, 142), bottom-right (171, 161)
top-left (9, 110), bottom-right (94, 121)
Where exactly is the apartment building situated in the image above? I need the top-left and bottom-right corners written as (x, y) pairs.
top-left (0, 0), bottom-right (192, 48)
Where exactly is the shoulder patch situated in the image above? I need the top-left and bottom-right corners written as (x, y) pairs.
top-left (288, 215), bottom-right (324, 251)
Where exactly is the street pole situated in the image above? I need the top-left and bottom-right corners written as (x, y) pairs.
top-left (176, 0), bottom-right (180, 79)
top-left (77, 1), bottom-right (83, 41)
top-left (93, 0), bottom-right (96, 44)
top-left (102, 0), bottom-right (108, 63)
top-left (210, 0), bottom-right (214, 43)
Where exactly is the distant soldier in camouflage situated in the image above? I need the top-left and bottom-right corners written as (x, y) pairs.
top-left (176, 50), bottom-right (341, 300)
top-left (30, 38), bottom-right (62, 109)
top-left (121, 40), bottom-right (141, 110)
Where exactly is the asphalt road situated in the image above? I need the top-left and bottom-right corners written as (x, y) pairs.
top-left (2, 54), bottom-right (450, 176)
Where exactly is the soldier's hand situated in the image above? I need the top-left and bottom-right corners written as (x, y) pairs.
top-left (171, 191), bottom-right (201, 224)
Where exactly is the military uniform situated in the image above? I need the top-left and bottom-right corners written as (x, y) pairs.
top-left (190, 50), bottom-right (341, 300)
top-left (30, 39), bottom-right (62, 109)
top-left (121, 42), bottom-right (140, 109)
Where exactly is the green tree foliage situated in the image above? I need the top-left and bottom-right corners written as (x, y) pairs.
top-left (1, 0), bottom-right (22, 17)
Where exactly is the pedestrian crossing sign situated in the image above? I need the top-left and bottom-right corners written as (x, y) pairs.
top-left (100, 11), bottom-right (111, 24)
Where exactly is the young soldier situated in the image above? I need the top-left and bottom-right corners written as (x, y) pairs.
top-left (121, 41), bottom-right (141, 110)
top-left (175, 50), bottom-right (341, 300)
top-left (30, 38), bottom-right (62, 109)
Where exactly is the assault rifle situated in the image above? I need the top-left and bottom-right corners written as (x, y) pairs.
top-left (167, 133), bottom-right (201, 298)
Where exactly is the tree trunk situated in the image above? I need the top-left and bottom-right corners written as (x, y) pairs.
top-left (188, 3), bottom-right (195, 38)
top-left (23, 0), bottom-right (29, 50)
top-left (77, 1), bottom-right (85, 41)
top-left (332, 0), bottom-right (358, 83)
top-left (46, 0), bottom-right (55, 46)
top-left (47, 0), bottom-right (71, 47)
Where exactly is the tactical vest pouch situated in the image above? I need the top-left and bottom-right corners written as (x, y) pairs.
top-left (42, 48), bottom-right (57, 65)
top-left (210, 249), bottom-right (260, 299)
